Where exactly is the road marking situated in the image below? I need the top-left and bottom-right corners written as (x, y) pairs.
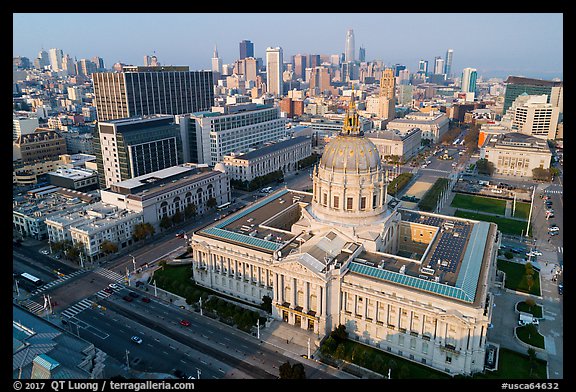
top-left (200, 360), bottom-right (207, 365)
top-left (218, 342), bottom-right (226, 346)
top-left (218, 368), bottom-right (225, 373)
top-left (180, 360), bottom-right (187, 364)
top-left (162, 351), bottom-right (169, 355)
top-left (147, 344), bottom-right (154, 347)
top-left (223, 337), bottom-right (231, 341)
top-left (207, 330), bottom-right (214, 334)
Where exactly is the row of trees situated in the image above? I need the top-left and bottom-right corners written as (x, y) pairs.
top-left (158, 199), bottom-right (216, 230)
top-left (387, 173), bottom-right (413, 197)
top-left (230, 170), bottom-right (284, 192)
top-left (418, 178), bottom-right (450, 212)
top-left (297, 153), bottom-right (319, 170)
top-left (50, 238), bottom-right (118, 264)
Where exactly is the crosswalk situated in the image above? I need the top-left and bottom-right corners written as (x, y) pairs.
top-left (30, 270), bottom-right (86, 296)
top-left (544, 189), bottom-right (563, 194)
top-left (557, 246), bottom-right (563, 253)
top-left (61, 298), bottom-right (95, 319)
top-left (93, 267), bottom-right (125, 282)
top-left (21, 299), bottom-right (45, 314)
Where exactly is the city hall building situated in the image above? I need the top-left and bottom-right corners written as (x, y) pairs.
top-left (189, 98), bottom-right (498, 375)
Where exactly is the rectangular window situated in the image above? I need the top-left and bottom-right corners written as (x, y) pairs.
top-left (323, 193), bottom-right (328, 206)
top-left (333, 195), bottom-right (339, 208)
top-left (360, 197), bottom-right (366, 210)
top-left (347, 197), bottom-right (353, 210)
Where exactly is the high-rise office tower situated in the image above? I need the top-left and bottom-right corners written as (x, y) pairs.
top-left (309, 66), bottom-right (331, 95)
top-left (92, 65), bottom-right (214, 121)
top-left (444, 49), bottom-right (454, 78)
top-left (418, 59), bottom-right (428, 74)
top-left (359, 46), bottom-right (366, 62)
top-left (293, 54), bottom-right (307, 81)
top-left (92, 56), bottom-right (105, 71)
top-left (62, 54), bottom-right (76, 76)
top-left (307, 54), bottom-right (321, 69)
top-left (244, 57), bottom-right (258, 83)
top-left (144, 55), bottom-right (152, 66)
top-left (150, 55), bottom-right (159, 66)
top-left (37, 50), bottom-right (50, 69)
top-left (95, 115), bottom-right (183, 188)
top-left (211, 45), bottom-right (222, 75)
top-left (345, 29), bottom-right (355, 62)
top-left (48, 48), bottom-right (63, 71)
top-left (239, 40), bottom-right (254, 59)
top-left (76, 59), bottom-right (97, 76)
top-left (434, 57), bottom-right (445, 75)
top-left (503, 76), bottom-right (563, 114)
top-left (461, 68), bottom-right (478, 93)
top-left (393, 64), bottom-right (406, 77)
top-left (266, 47), bottom-right (283, 97)
top-left (380, 68), bottom-right (396, 101)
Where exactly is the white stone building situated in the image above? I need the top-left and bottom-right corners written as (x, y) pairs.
top-left (189, 97), bottom-right (498, 376)
top-left (386, 111), bottom-right (449, 143)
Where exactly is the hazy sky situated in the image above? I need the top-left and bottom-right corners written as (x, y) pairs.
top-left (13, 13), bottom-right (563, 79)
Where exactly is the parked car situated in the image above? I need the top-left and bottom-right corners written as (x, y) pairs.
top-left (41, 249), bottom-right (50, 255)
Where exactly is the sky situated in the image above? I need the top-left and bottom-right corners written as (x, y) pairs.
top-left (13, 13), bottom-right (563, 80)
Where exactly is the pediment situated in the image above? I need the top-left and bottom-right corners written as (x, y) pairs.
top-left (273, 255), bottom-right (328, 281)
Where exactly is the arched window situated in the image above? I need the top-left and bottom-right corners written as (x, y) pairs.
top-left (185, 192), bottom-right (192, 205)
top-left (160, 201), bottom-right (168, 218)
top-left (173, 196), bottom-right (181, 212)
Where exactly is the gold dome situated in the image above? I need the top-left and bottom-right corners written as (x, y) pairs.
top-left (319, 135), bottom-right (381, 173)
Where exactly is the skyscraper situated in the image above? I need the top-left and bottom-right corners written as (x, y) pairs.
top-left (434, 57), bottom-right (445, 75)
top-left (379, 68), bottom-right (396, 120)
top-left (266, 47), bottom-right (283, 97)
top-left (144, 55), bottom-right (152, 66)
top-left (239, 40), bottom-right (254, 60)
top-left (92, 66), bottom-right (214, 121)
top-left (345, 29), bottom-right (355, 62)
top-left (418, 59), bottom-right (428, 74)
top-left (211, 45), bottom-right (222, 75)
top-left (358, 46), bottom-right (366, 62)
top-left (461, 68), bottom-right (478, 93)
top-left (307, 54), bottom-right (321, 69)
top-left (444, 49), bottom-right (454, 78)
top-left (37, 50), bottom-right (50, 69)
top-left (393, 64), bottom-right (406, 77)
top-left (503, 76), bottom-right (563, 114)
top-left (293, 54), bottom-right (307, 81)
top-left (48, 48), bottom-right (63, 72)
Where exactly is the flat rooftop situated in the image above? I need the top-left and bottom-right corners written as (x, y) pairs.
top-left (348, 209), bottom-right (493, 304)
top-left (197, 189), bottom-right (312, 253)
top-left (232, 136), bottom-right (310, 161)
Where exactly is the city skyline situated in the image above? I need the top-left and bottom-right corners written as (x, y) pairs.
top-left (13, 13), bottom-right (563, 80)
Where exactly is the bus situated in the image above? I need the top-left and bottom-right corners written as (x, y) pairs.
top-left (216, 202), bottom-right (231, 211)
top-left (20, 272), bottom-right (44, 287)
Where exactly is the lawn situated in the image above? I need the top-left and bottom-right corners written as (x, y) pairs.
top-left (512, 202), bottom-right (531, 220)
top-left (451, 194), bottom-right (507, 215)
top-left (472, 348), bottom-right (547, 379)
top-left (497, 259), bottom-right (541, 296)
top-left (516, 325), bottom-right (546, 349)
top-left (454, 210), bottom-right (531, 236)
top-left (517, 301), bottom-right (543, 318)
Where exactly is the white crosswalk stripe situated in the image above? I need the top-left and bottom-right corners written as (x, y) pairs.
top-left (61, 299), bottom-right (94, 319)
top-left (30, 270), bottom-right (86, 296)
top-left (557, 247), bottom-right (563, 253)
top-left (21, 299), bottom-right (45, 314)
top-left (95, 290), bottom-right (113, 299)
top-left (93, 267), bottom-right (124, 282)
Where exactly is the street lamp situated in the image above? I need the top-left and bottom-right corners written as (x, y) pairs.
top-left (307, 337), bottom-right (311, 359)
top-left (153, 280), bottom-right (158, 297)
top-left (199, 297), bottom-right (203, 316)
top-left (130, 254), bottom-right (136, 273)
top-left (256, 318), bottom-right (260, 339)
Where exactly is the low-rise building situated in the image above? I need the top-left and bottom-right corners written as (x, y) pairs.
top-left (222, 136), bottom-right (312, 182)
top-left (47, 167), bottom-right (99, 191)
top-left (13, 128), bottom-right (67, 164)
top-left (100, 164), bottom-right (230, 230)
top-left (13, 188), bottom-right (96, 240)
top-left (481, 132), bottom-right (552, 177)
top-left (366, 127), bottom-right (422, 163)
top-left (46, 202), bottom-right (143, 262)
top-left (386, 111), bottom-right (449, 143)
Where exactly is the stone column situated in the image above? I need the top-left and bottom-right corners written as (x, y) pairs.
top-left (304, 281), bottom-right (310, 313)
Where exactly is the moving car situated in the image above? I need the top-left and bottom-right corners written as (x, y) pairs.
top-left (141, 297), bottom-right (151, 303)
top-left (41, 249), bottom-right (50, 255)
top-left (109, 283), bottom-right (119, 289)
top-left (131, 336), bottom-right (143, 344)
top-left (104, 287), bottom-right (114, 294)
top-left (179, 320), bottom-right (191, 327)
top-left (123, 295), bottom-right (133, 302)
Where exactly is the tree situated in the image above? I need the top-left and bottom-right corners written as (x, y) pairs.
top-left (159, 215), bottom-right (172, 230)
top-left (159, 260), bottom-right (167, 270)
top-left (172, 211), bottom-right (183, 224)
top-left (504, 251), bottom-right (514, 260)
top-left (330, 324), bottom-right (348, 341)
top-left (525, 298), bottom-right (536, 313)
top-left (100, 240), bottom-right (118, 255)
top-left (206, 197), bottom-right (217, 209)
top-left (526, 274), bottom-right (535, 292)
top-left (476, 158), bottom-right (495, 175)
top-left (184, 203), bottom-right (197, 219)
top-left (532, 167), bottom-right (551, 181)
top-left (133, 222), bottom-right (155, 241)
top-left (279, 361), bottom-right (306, 379)
top-left (261, 295), bottom-right (272, 313)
